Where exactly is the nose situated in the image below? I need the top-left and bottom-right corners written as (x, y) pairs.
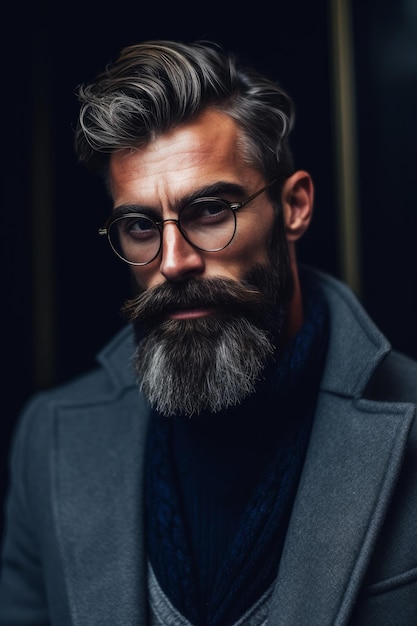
top-left (159, 221), bottom-right (205, 282)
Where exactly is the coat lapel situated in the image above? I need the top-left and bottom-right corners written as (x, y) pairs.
top-left (267, 391), bottom-right (415, 625)
top-left (52, 388), bottom-right (151, 625)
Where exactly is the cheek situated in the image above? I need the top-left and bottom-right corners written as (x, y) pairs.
top-left (205, 222), bottom-right (273, 279)
top-left (130, 266), bottom-right (156, 292)
top-left (231, 210), bottom-right (275, 262)
top-left (232, 235), bottom-right (269, 265)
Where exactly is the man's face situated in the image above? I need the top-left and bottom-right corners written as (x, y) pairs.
top-left (109, 109), bottom-right (277, 293)
top-left (109, 108), bottom-right (293, 416)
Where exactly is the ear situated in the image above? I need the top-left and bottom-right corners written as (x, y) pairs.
top-left (281, 170), bottom-right (314, 242)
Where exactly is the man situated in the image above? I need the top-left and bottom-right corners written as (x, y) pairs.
top-left (1, 40), bottom-right (417, 625)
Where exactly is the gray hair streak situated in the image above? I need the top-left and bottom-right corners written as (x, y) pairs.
top-left (75, 40), bottom-right (296, 184)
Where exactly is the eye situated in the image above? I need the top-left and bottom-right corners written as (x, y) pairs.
top-left (120, 215), bottom-right (158, 240)
top-left (181, 200), bottom-right (230, 228)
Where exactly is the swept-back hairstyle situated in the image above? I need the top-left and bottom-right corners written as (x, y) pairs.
top-left (75, 40), bottom-right (296, 184)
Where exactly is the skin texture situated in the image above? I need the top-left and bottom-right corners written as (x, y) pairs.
top-left (109, 108), bottom-right (314, 341)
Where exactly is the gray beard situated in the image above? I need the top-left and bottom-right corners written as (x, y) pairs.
top-left (122, 214), bottom-right (292, 417)
top-left (134, 313), bottom-right (275, 416)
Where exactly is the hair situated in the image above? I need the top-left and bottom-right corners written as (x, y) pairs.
top-left (74, 40), bottom-right (296, 186)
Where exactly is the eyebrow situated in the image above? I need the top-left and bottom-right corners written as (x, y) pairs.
top-left (111, 181), bottom-right (247, 219)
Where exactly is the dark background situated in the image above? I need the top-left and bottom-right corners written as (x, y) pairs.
top-left (1, 0), bottom-right (416, 542)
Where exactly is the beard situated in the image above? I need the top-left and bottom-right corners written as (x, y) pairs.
top-left (122, 220), bottom-right (293, 417)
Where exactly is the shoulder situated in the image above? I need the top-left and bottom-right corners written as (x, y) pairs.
top-left (300, 266), bottom-right (417, 402)
top-left (35, 324), bottom-right (136, 405)
top-left (11, 325), bottom-right (138, 451)
top-left (364, 350), bottom-right (417, 404)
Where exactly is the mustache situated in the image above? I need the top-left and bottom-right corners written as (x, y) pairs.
top-left (121, 277), bottom-right (265, 323)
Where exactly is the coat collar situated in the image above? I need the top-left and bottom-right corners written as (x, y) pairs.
top-left (96, 323), bottom-right (137, 392)
top-left (300, 266), bottom-right (391, 397)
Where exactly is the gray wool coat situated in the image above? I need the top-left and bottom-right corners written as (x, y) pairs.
top-left (1, 267), bottom-right (417, 625)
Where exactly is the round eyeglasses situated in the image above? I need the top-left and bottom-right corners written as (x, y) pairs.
top-left (99, 180), bottom-right (277, 266)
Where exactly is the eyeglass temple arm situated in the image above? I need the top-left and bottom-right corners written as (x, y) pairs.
top-left (238, 178), bottom-right (278, 209)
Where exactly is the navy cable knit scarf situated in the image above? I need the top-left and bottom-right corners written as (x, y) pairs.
top-left (145, 280), bottom-right (328, 625)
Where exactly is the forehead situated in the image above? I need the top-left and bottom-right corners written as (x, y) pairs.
top-left (108, 109), bottom-right (257, 203)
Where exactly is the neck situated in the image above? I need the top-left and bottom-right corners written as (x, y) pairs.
top-left (282, 262), bottom-right (304, 345)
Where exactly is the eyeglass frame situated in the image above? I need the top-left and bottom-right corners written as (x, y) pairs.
top-left (99, 178), bottom-right (278, 266)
